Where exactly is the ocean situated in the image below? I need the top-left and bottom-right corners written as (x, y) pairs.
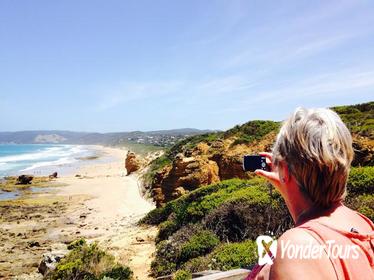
top-left (0, 144), bottom-right (98, 178)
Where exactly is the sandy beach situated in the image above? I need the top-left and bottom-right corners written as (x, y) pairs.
top-left (0, 146), bottom-right (157, 280)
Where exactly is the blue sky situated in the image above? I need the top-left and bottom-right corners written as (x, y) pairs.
top-left (0, 0), bottom-right (373, 132)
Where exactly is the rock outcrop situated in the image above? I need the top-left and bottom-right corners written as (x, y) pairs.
top-left (38, 250), bottom-right (67, 276)
top-left (151, 154), bottom-right (220, 207)
top-left (352, 135), bottom-right (374, 166)
top-left (16, 175), bottom-right (33, 185)
top-left (125, 151), bottom-right (141, 175)
top-left (149, 134), bottom-right (276, 206)
top-left (49, 172), bottom-right (58, 179)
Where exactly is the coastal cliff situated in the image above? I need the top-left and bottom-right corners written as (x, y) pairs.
top-left (144, 102), bottom-right (374, 207)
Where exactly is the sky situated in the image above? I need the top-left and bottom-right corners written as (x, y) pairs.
top-left (0, 0), bottom-right (373, 132)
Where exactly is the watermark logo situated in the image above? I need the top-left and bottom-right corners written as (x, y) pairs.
top-left (256, 235), bottom-right (277, 265)
top-left (280, 239), bottom-right (360, 260)
top-left (256, 235), bottom-right (360, 265)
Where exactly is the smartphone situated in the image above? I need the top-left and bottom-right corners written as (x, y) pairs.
top-left (243, 155), bottom-right (270, 172)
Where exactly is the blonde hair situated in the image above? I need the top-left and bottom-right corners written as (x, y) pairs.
top-left (273, 107), bottom-right (354, 207)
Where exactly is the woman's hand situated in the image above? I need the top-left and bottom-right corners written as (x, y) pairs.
top-left (255, 152), bottom-right (282, 189)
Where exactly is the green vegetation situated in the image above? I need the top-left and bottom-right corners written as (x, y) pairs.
top-left (46, 240), bottom-right (132, 280)
top-left (225, 120), bottom-right (280, 146)
top-left (67, 238), bottom-right (86, 250)
top-left (168, 132), bottom-right (224, 157)
top-left (143, 154), bottom-right (172, 185)
top-left (0, 176), bottom-right (55, 192)
top-left (179, 230), bottom-right (219, 262)
top-left (142, 165), bottom-right (374, 277)
top-left (142, 178), bottom-right (291, 277)
top-left (142, 178), bottom-right (290, 242)
top-left (332, 101), bottom-right (374, 138)
top-left (345, 166), bottom-right (374, 221)
top-left (173, 270), bottom-right (192, 280)
top-left (209, 240), bottom-right (258, 270)
top-left (346, 166), bottom-right (374, 196)
top-left (118, 141), bottom-right (165, 156)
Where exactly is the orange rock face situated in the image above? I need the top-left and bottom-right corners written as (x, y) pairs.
top-left (352, 135), bottom-right (374, 166)
top-left (151, 154), bottom-right (220, 207)
top-left (150, 134), bottom-right (276, 207)
top-left (125, 151), bottom-right (141, 175)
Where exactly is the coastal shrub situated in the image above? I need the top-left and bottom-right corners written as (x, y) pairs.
top-left (170, 223), bottom-right (206, 247)
top-left (157, 220), bottom-right (179, 243)
top-left (182, 241), bottom-right (258, 273)
top-left (225, 120), bottom-right (280, 145)
top-left (140, 202), bottom-right (174, 225)
top-left (346, 166), bottom-right (374, 197)
top-left (67, 238), bottom-right (86, 250)
top-left (100, 266), bottom-right (133, 279)
top-left (209, 240), bottom-right (258, 271)
top-left (141, 178), bottom-right (256, 226)
top-left (46, 240), bottom-right (132, 280)
top-left (347, 194), bottom-right (374, 221)
top-left (179, 230), bottom-right (219, 262)
top-left (177, 179), bottom-right (267, 224)
top-left (203, 197), bottom-right (291, 242)
top-left (151, 240), bottom-right (177, 277)
top-left (173, 269), bottom-right (192, 280)
top-left (143, 178), bottom-right (284, 242)
top-left (151, 225), bottom-right (216, 277)
top-left (181, 256), bottom-right (211, 273)
top-left (332, 101), bottom-right (374, 137)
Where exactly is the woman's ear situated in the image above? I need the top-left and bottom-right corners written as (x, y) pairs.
top-left (279, 161), bottom-right (290, 183)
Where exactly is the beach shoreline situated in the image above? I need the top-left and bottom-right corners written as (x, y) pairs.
top-left (0, 145), bottom-right (157, 279)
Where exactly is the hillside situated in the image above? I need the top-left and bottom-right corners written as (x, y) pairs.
top-left (0, 128), bottom-right (216, 147)
top-left (142, 101), bottom-right (373, 207)
top-left (140, 101), bottom-right (374, 278)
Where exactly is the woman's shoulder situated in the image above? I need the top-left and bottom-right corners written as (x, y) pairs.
top-left (270, 228), bottom-right (336, 279)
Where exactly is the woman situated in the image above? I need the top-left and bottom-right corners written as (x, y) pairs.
top-left (253, 107), bottom-right (374, 279)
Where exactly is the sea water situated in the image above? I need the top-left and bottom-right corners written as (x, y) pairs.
top-left (0, 144), bottom-right (96, 178)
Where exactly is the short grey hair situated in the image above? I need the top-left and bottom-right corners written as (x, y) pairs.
top-left (272, 107), bottom-right (354, 207)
